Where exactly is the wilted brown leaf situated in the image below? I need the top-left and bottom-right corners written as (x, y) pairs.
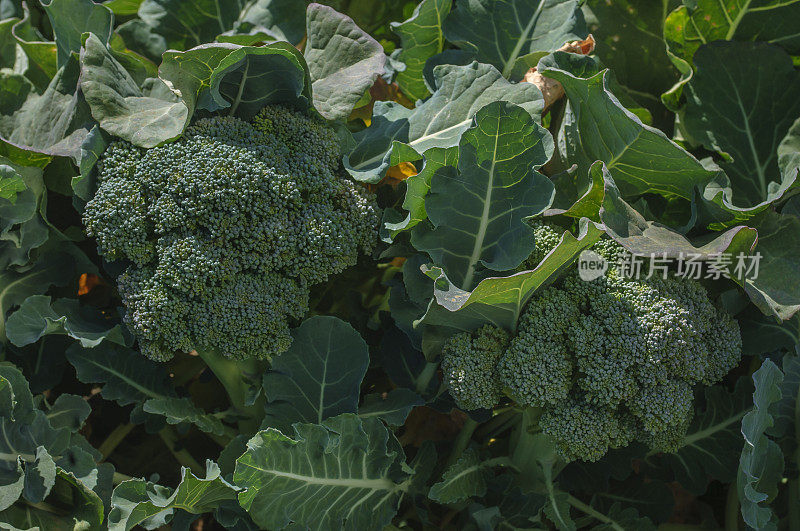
top-left (524, 35), bottom-right (596, 112)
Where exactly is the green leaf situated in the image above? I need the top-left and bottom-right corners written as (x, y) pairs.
top-left (80, 33), bottom-right (188, 149)
top-left (411, 101), bottom-right (554, 291)
top-left (738, 359), bottom-right (785, 530)
top-left (0, 166), bottom-right (25, 204)
top-left (418, 218), bottom-right (604, 332)
top-left (662, 0), bottom-right (800, 109)
top-left (304, 3), bottom-right (386, 121)
top-left (65, 343), bottom-right (176, 406)
top-left (0, 161), bottom-right (49, 270)
top-left (358, 389), bottom-right (423, 426)
top-left (544, 489), bottom-right (575, 531)
top-left (384, 145), bottom-right (458, 239)
top-left (53, 468), bottom-right (105, 529)
top-left (391, 0), bottom-right (451, 101)
top-left (428, 449), bottom-right (506, 503)
top-left (600, 167), bottom-right (758, 259)
top-left (586, 0), bottom-right (680, 124)
top-left (0, 364), bottom-right (35, 423)
top-left (159, 41), bottom-right (311, 122)
top-left (778, 116), bottom-right (800, 179)
top-left (0, 251), bottom-right (76, 344)
top-left (344, 62), bottom-right (544, 183)
top-left (236, 0), bottom-right (307, 44)
top-left (103, 0), bottom-right (144, 16)
top-left (22, 446), bottom-right (56, 505)
top-left (684, 42), bottom-right (800, 225)
top-left (443, 0), bottom-right (587, 79)
top-left (41, 0), bottom-right (113, 68)
top-left (546, 160), bottom-right (604, 221)
top-left (1, 54), bottom-right (90, 158)
top-left (9, 6), bottom-right (58, 87)
top-left (665, 0), bottom-right (800, 67)
top-left (262, 316), bottom-right (369, 431)
top-left (134, 0), bottom-right (248, 52)
top-left (738, 211), bottom-right (800, 321)
top-left (46, 394), bottom-right (90, 433)
top-left (142, 397), bottom-right (228, 436)
top-left (770, 351), bottom-right (800, 445)
top-left (643, 381), bottom-right (752, 495)
top-left (6, 295), bottom-right (129, 348)
top-left (592, 503), bottom-right (656, 531)
top-left (108, 461), bottom-right (239, 531)
top-left (540, 55), bottom-right (715, 200)
top-left (234, 414), bottom-right (411, 530)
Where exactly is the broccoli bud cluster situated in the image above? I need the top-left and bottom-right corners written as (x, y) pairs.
top-left (441, 223), bottom-right (742, 462)
top-left (84, 105), bottom-right (380, 361)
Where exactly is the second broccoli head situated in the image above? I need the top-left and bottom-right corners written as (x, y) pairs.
top-left (83, 105), bottom-right (379, 361)
top-left (441, 224), bottom-right (742, 462)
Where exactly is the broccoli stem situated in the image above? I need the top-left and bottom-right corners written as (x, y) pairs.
top-left (724, 482), bottom-right (740, 531)
top-left (158, 426), bottom-right (204, 476)
top-left (445, 417), bottom-right (479, 468)
top-left (415, 361), bottom-right (438, 395)
top-left (196, 349), bottom-right (266, 432)
top-left (98, 423), bottom-right (135, 461)
top-left (566, 494), bottom-right (624, 531)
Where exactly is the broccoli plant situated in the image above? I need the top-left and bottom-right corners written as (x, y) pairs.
top-left (442, 224), bottom-right (742, 463)
top-left (1, 0), bottom-right (800, 530)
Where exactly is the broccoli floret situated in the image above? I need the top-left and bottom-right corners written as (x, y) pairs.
top-left (440, 325), bottom-right (510, 410)
top-left (84, 105), bottom-right (380, 361)
top-left (446, 223), bottom-right (742, 462)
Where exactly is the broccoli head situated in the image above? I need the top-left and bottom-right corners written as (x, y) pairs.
top-left (441, 325), bottom-right (511, 410)
top-left (83, 105), bottom-right (380, 361)
top-left (441, 223), bottom-right (742, 462)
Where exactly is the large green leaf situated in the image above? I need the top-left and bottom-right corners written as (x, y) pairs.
top-left (42, 0), bottom-right (113, 68)
top-left (142, 397), bottom-right (228, 436)
top-left (411, 101), bottom-right (555, 290)
top-left (159, 41), bottom-right (311, 122)
top-left (108, 462), bottom-right (239, 531)
top-left (344, 61), bottom-right (543, 183)
top-left (234, 414), bottom-right (411, 530)
top-left (1, 54), bottom-right (91, 158)
top-left (65, 343), bottom-right (175, 406)
top-left (586, 0), bottom-right (680, 129)
top-left (738, 359), bottom-right (785, 530)
top-left (739, 211), bottom-right (800, 320)
top-left (80, 33), bottom-right (187, 149)
top-left (5, 295), bottom-right (129, 348)
top-left (304, 3), bottom-right (386, 121)
top-left (665, 0), bottom-right (800, 66)
top-left (0, 161), bottom-right (48, 269)
top-left (134, 0), bottom-right (247, 52)
top-left (383, 145), bottom-right (459, 239)
top-left (0, 251), bottom-right (75, 345)
top-left (428, 449), bottom-right (508, 503)
top-left (769, 351), bottom-right (800, 449)
top-left (391, 0), bottom-right (451, 101)
top-left (237, 0), bottom-right (307, 44)
top-left (0, 165), bottom-right (25, 204)
top-left (262, 316), bottom-right (369, 431)
top-left (662, 0), bottom-right (800, 108)
top-left (643, 382), bottom-right (751, 494)
top-left (419, 218), bottom-right (604, 332)
top-left (540, 55), bottom-right (715, 200)
top-left (684, 42), bottom-right (800, 223)
top-left (358, 389), bottom-right (423, 427)
top-left (600, 168), bottom-right (758, 259)
top-left (443, 0), bottom-right (587, 78)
